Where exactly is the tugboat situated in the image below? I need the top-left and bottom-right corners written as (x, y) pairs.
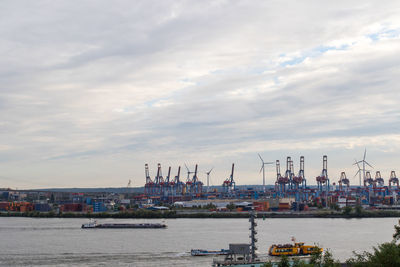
top-left (269, 237), bottom-right (322, 256)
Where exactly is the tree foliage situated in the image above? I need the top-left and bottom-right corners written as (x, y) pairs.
top-left (347, 220), bottom-right (400, 266)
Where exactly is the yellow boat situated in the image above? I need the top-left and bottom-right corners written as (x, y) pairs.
top-left (269, 240), bottom-right (322, 256)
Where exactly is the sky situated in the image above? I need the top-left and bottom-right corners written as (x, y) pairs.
top-left (1, 1), bottom-right (400, 189)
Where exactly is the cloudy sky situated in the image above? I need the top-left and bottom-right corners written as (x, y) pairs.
top-left (1, 1), bottom-right (400, 189)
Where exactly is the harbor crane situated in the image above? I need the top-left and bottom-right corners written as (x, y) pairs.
top-left (364, 171), bottom-right (374, 187)
top-left (276, 160), bottom-right (289, 194)
top-left (192, 164), bottom-right (203, 195)
top-left (155, 163), bottom-right (164, 195)
top-left (184, 164), bottom-right (203, 196)
top-left (292, 156), bottom-right (306, 189)
top-left (389, 171), bottom-right (399, 189)
top-left (284, 157), bottom-right (292, 189)
top-left (184, 164), bottom-right (193, 195)
top-left (275, 160), bottom-right (281, 192)
top-left (222, 163), bottom-right (236, 194)
top-left (374, 171), bottom-right (384, 187)
top-left (316, 155), bottom-right (329, 192)
top-left (163, 166), bottom-right (171, 196)
top-left (144, 163), bottom-right (155, 195)
top-left (172, 166), bottom-right (184, 195)
top-left (258, 154), bottom-right (274, 192)
top-left (185, 164), bottom-right (194, 181)
top-left (338, 172), bottom-right (350, 191)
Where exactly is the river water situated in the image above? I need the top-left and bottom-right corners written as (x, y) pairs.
top-left (0, 217), bottom-right (398, 266)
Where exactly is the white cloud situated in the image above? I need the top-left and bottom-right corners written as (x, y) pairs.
top-left (0, 1), bottom-right (400, 188)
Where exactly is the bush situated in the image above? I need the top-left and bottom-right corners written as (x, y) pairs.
top-left (343, 206), bottom-right (352, 215)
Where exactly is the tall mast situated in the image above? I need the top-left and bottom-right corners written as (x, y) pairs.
top-left (249, 211), bottom-right (257, 261)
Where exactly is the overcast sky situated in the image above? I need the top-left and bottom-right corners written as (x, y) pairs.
top-left (1, 1), bottom-right (400, 189)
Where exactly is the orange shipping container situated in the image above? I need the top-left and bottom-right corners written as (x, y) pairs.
top-left (278, 203), bottom-right (290, 210)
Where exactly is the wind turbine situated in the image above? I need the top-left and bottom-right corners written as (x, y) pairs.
top-left (258, 154), bottom-right (274, 192)
top-left (205, 167), bottom-right (214, 192)
top-left (184, 164), bottom-right (194, 181)
top-left (354, 159), bottom-right (362, 186)
top-left (353, 149), bottom-right (373, 186)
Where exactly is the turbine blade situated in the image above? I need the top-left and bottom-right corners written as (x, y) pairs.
top-left (259, 165), bottom-right (264, 173)
top-left (184, 164), bottom-right (190, 172)
top-left (258, 153), bottom-right (264, 163)
top-left (365, 161), bottom-right (373, 168)
top-left (353, 159), bottom-right (361, 168)
top-left (363, 149), bottom-right (366, 160)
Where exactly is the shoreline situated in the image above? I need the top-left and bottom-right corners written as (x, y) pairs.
top-left (1, 209), bottom-right (400, 219)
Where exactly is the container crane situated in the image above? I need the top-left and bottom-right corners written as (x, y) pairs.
top-left (222, 163), bottom-right (236, 194)
top-left (289, 159), bottom-right (295, 189)
top-left (155, 163), bottom-right (164, 195)
top-left (277, 159), bottom-right (289, 194)
top-left (184, 164), bottom-right (194, 195)
top-left (172, 166), bottom-right (184, 196)
top-left (389, 171), bottom-right (399, 189)
top-left (338, 172), bottom-right (350, 191)
top-left (374, 171), bottom-right (384, 187)
top-left (144, 163), bottom-right (155, 195)
top-left (364, 171), bottom-right (374, 187)
top-left (316, 155), bottom-right (329, 192)
top-left (284, 157), bottom-right (292, 189)
top-left (275, 160), bottom-right (281, 192)
top-left (192, 164), bottom-right (203, 196)
top-left (163, 166), bottom-right (171, 197)
top-left (292, 156), bottom-right (306, 189)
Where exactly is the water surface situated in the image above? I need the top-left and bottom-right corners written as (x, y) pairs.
top-left (0, 217), bottom-right (397, 266)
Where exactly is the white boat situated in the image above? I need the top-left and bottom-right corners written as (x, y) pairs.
top-left (82, 219), bottom-right (98, 228)
top-left (191, 249), bottom-right (230, 256)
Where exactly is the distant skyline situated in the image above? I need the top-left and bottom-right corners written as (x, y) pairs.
top-left (1, 1), bottom-right (400, 189)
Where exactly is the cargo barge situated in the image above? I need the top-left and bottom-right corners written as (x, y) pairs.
top-left (81, 220), bottom-right (167, 229)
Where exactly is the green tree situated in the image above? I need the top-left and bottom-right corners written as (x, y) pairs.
top-left (261, 261), bottom-right (274, 267)
top-left (322, 249), bottom-right (340, 267)
top-left (354, 205), bottom-right (363, 216)
top-left (342, 206), bottom-right (352, 215)
top-left (393, 219), bottom-right (400, 242)
top-left (226, 203), bottom-right (236, 211)
top-left (329, 203), bottom-right (339, 211)
top-left (346, 242), bottom-right (400, 267)
top-left (204, 203), bottom-right (216, 209)
top-left (308, 248), bottom-right (340, 267)
top-left (278, 255), bottom-right (290, 267)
